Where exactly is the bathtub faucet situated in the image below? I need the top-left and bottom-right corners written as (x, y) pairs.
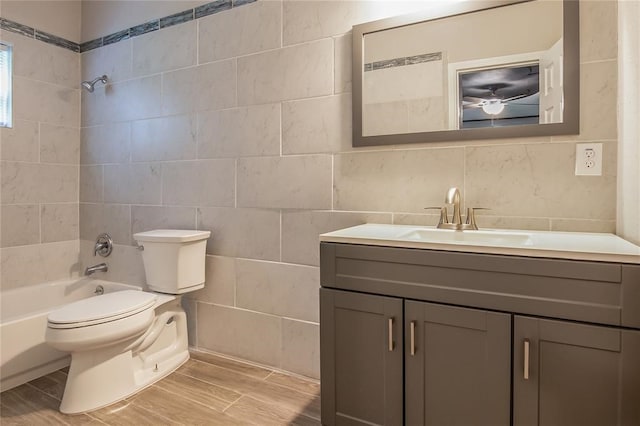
top-left (85, 263), bottom-right (108, 276)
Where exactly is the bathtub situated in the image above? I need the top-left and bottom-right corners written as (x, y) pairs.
top-left (0, 279), bottom-right (140, 392)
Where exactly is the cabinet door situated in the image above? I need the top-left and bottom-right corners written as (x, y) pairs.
top-left (320, 288), bottom-right (403, 426)
top-left (405, 301), bottom-right (511, 426)
top-left (513, 316), bottom-right (640, 426)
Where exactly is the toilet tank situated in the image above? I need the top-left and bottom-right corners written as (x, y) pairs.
top-left (133, 229), bottom-right (211, 294)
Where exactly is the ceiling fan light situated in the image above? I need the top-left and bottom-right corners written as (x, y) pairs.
top-left (482, 100), bottom-right (505, 115)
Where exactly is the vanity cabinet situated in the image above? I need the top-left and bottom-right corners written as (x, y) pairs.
top-left (320, 242), bottom-right (640, 426)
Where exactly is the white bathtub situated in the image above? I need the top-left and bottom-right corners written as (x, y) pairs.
top-left (0, 279), bottom-right (140, 392)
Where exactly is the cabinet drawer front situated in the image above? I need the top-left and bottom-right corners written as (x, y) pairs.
top-left (405, 301), bottom-right (511, 426)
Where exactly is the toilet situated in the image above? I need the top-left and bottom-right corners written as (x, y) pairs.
top-left (45, 229), bottom-right (210, 414)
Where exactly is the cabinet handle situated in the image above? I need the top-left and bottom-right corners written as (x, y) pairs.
top-left (388, 317), bottom-right (394, 351)
top-left (410, 321), bottom-right (416, 356)
top-left (524, 339), bottom-right (530, 380)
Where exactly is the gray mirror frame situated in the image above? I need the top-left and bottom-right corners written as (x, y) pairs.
top-left (352, 0), bottom-right (579, 147)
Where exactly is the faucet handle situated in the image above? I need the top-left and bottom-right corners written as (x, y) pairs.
top-left (424, 206), bottom-right (449, 226)
top-left (464, 207), bottom-right (490, 230)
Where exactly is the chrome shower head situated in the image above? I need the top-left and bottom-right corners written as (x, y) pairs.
top-left (81, 75), bottom-right (108, 93)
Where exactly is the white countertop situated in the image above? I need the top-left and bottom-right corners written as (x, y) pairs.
top-left (320, 224), bottom-right (640, 264)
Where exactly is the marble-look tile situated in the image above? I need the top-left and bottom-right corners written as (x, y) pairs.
top-left (0, 119), bottom-right (39, 162)
top-left (40, 124), bottom-right (80, 164)
top-left (1, 205), bottom-right (39, 247)
top-left (1, 240), bottom-right (80, 290)
top-left (580, 0), bottom-right (617, 62)
top-left (81, 39), bottom-right (132, 84)
top-left (197, 303), bottom-right (282, 367)
top-left (391, 213), bottom-right (441, 227)
top-left (363, 100), bottom-right (409, 136)
top-left (1, 162), bottom-right (78, 204)
top-left (282, 94), bottom-right (351, 154)
top-left (281, 319), bottom-right (320, 379)
top-left (237, 155), bottom-right (332, 209)
top-left (34, 30), bottom-right (80, 53)
top-left (197, 104), bottom-right (281, 158)
top-left (236, 259), bottom-right (320, 322)
top-left (465, 143), bottom-right (617, 220)
top-left (133, 21), bottom-right (196, 77)
top-left (162, 160), bottom-right (235, 207)
top-left (104, 75), bottom-right (162, 123)
top-left (78, 240), bottom-right (145, 286)
top-left (197, 207), bottom-right (280, 260)
top-left (80, 122), bottom-right (131, 165)
top-left (81, 84), bottom-right (107, 127)
top-left (198, 0), bottom-right (281, 63)
top-left (162, 60), bottom-right (236, 116)
top-left (80, 203), bottom-right (131, 244)
top-left (79, 165), bottom-right (103, 203)
top-left (281, 210), bottom-right (392, 266)
top-left (474, 216), bottom-right (551, 232)
top-left (131, 205), bottom-right (197, 238)
top-left (334, 33), bottom-right (352, 94)
top-left (551, 219), bottom-right (616, 233)
top-left (103, 163), bottom-right (161, 205)
top-left (333, 148), bottom-right (465, 213)
top-left (131, 115), bottom-right (197, 162)
top-left (41, 203), bottom-right (78, 243)
top-left (189, 255), bottom-right (236, 306)
top-left (1, 31), bottom-right (79, 89)
top-left (13, 77), bottom-right (79, 127)
top-left (237, 39), bottom-right (333, 105)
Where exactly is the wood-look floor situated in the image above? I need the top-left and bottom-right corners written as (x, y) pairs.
top-left (0, 351), bottom-right (321, 425)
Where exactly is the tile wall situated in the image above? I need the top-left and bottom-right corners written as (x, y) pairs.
top-left (0, 28), bottom-right (81, 291)
top-left (78, 0), bottom-right (619, 379)
top-left (0, 0), bottom-right (620, 379)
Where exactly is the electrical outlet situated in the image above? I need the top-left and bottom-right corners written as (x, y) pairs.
top-left (575, 143), bottom-right (603, 176)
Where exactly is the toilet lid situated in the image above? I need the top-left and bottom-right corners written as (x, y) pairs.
top-left (48, 290), bottom-right (157, 328)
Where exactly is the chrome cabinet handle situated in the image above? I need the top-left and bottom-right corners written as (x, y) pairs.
top-left (410, 321), bottom-right (416, 356)
top-left (524, 339), bottom-right (530, 380)
top-left (388, 318), bottom-right (394, 352)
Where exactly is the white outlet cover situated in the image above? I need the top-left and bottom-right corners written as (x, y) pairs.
top-left (575, 143), bottom-right (603, 176)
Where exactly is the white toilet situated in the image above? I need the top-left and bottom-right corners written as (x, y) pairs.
top-left (45, 229), bottom-right (210, 414)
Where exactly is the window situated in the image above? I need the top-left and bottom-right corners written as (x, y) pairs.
top-left (0, 41), bottom-right (13, 128)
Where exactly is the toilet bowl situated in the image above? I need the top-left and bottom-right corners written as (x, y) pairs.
top-left (45, 229), bottom-right (210, 414)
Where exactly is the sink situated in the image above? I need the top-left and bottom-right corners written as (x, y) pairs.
top-left (320, 223), bottom-right (640, 264)
top-left (398, 228), bottom-right (533, 246)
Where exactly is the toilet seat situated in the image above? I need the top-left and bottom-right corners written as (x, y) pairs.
top-left (48, 290), bottom-right (157, 329)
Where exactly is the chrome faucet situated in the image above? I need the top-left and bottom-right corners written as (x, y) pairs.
top-left (425, 187), bottom-right (486, 230)
top-left (85, 263), bottom-right (108, 276)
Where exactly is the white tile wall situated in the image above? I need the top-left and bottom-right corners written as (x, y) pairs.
top-left (74, 0), bottom-right (622, 379)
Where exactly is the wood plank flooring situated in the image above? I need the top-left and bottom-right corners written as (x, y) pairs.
top-left (0, 351), bottom-right (321, 425)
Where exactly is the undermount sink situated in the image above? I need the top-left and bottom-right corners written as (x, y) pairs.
top-left (320, 223), bottom-right (640, 264)
top-left (398, 228), bottom-right (533, 245)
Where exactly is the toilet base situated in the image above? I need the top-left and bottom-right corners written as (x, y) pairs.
top-left (59, 300), bottom-right (189, 414)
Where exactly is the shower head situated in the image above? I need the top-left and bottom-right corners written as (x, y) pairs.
top-left (81, 75), bottom-right (108, 93)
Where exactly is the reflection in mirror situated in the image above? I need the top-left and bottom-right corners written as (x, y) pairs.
top-left (354, 0), bottom-right (579, 146)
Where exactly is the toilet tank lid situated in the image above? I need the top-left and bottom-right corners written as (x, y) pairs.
top-left (133, 229), bottom-right (211, 243)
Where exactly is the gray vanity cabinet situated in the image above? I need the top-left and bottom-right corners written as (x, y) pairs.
top-left (404, 301), bottom-right (511, 426)
top-left (513, 316), bottom-right (640, 426)
top-left (320, 288), bottom-right (403, 425)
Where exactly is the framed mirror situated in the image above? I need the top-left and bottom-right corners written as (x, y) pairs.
top-left (352, 0), bottom-right (579, 147)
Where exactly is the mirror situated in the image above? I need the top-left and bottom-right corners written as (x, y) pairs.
top-left (353, 0), bottom-right (579, 146)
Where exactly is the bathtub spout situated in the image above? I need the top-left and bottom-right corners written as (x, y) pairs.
top-left (85, 263), bottom-right (108, 276)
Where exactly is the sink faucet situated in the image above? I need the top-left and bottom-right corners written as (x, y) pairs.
top-left (85, 263), bottom-right (108, 276)
top-left (425, 187), bottom-right (485, 230)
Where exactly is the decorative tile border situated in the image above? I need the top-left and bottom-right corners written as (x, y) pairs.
top-left (80, 0), bottom-right (256, 53)
top-left (364, 52), bottom-right (443, 72)
top-left (0, 17), bottom-right (79, 52)
top-left (0, 0), bottom-right (258, 54)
